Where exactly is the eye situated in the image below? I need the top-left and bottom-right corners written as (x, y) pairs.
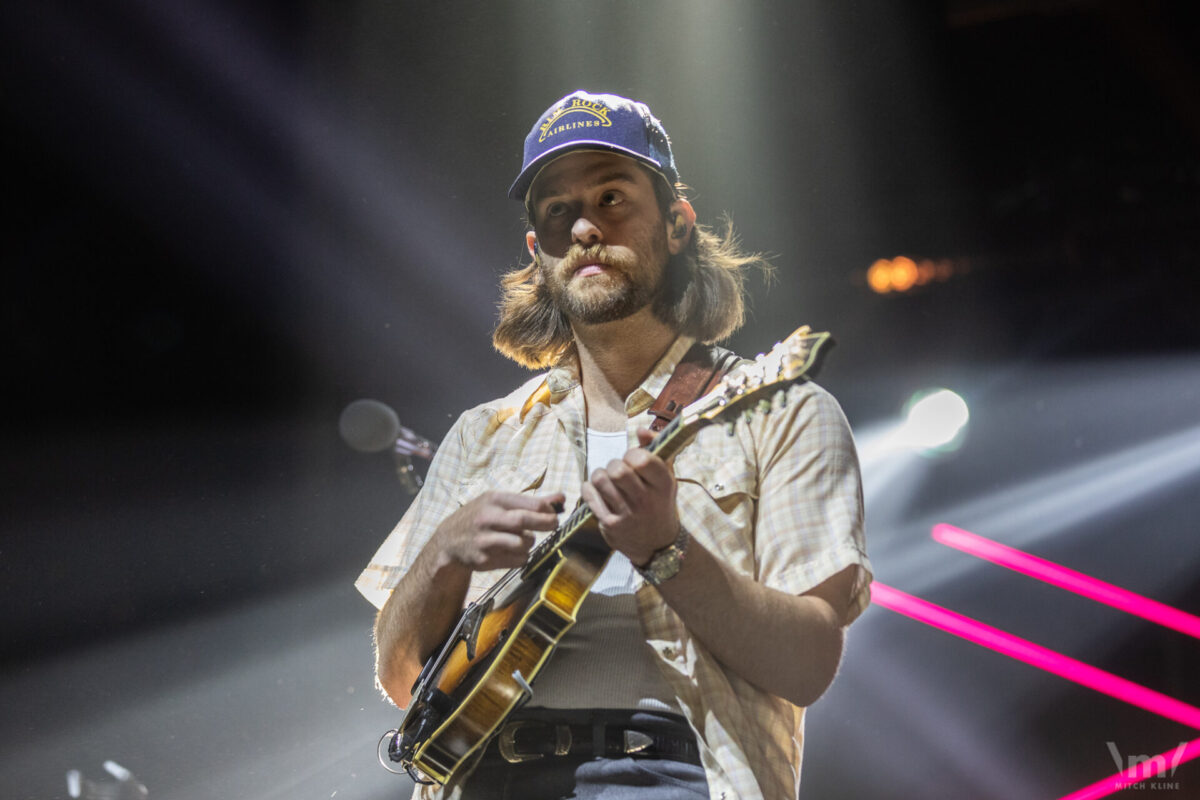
top-left (599, 190), bottom-right (623, 207)
top-left (544, 201), bottom-right (569, 219)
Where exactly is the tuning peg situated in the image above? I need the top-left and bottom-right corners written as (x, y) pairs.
top-left (726, 421), bottom-right (737, 437)
top-left (758, 398), bottom-right (772, 415)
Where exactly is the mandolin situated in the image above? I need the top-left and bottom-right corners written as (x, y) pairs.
top-left (383, 325), bottom-right (832, 786)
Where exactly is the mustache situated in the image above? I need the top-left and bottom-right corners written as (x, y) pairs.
top-left (558, 244), bottom-right (637, 275)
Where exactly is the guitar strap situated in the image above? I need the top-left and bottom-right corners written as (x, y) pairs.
top-left (646, 342), bottom-right (743, 433)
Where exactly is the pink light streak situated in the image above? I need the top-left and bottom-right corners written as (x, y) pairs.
top-left (1058, 737), bottom-right (1200, 800)
top-left (869, 582), bottom-right (1200, 730)
top-left (931, 523), bottom-right (1200, 641)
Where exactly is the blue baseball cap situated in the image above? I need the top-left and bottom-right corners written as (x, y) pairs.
top-left (509, 90), bottom-right (679, 202)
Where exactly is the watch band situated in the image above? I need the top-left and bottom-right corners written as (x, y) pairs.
top-left (635, 524), bottom-right (690, 586)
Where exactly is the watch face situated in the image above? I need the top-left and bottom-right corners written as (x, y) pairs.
top-left (643, 547), bottom-right (683, 585)
top-left (638, 527), bottom-right (689, 586)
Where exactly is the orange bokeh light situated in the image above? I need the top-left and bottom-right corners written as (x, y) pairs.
top-left (867, 259), bottom-right (894, 293)
top-left (866, 255), bottom-right (959, 294)
top-left (891, 256), bottom-right (918, 291)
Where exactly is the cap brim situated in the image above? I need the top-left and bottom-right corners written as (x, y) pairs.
top-left (508, 141), bottom-right (667, 202)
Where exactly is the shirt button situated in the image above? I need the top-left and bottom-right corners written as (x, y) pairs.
top-left (713, 482), bottom-right (725, 492)
top-left (662, 646), bottom-right (676, 659)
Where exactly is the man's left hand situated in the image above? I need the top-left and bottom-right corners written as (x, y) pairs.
top-left (581, 427), bottom-right (679, 566)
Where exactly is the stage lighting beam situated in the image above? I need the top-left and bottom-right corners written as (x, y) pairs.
top-left (933, 524), bottom-right (1200, 640)
top-left (870, 582), bottom-right (1200, 730)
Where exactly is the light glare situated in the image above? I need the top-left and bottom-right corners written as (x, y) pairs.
top-left (902, 389), bottom-right (969, 451)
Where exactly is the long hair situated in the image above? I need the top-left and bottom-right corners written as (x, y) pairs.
top-left (493, 181), bottom-right (771, 370)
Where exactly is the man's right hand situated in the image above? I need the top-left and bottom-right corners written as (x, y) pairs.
top-left (434, 491), bottom-right (565, 572)
top-left (374, 489), bottom-right (566, 703)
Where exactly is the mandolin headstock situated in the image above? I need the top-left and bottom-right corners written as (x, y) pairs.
top-left (674, 326), bottom-right (832, 438)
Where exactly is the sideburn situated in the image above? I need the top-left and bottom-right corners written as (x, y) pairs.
top-left (492, 261), bottom-right (575, 369)
top-left (650, 246), bottom-right (695, 331)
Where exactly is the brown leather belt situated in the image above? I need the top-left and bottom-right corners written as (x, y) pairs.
top-left (487, 712), bottom-right (702, 766)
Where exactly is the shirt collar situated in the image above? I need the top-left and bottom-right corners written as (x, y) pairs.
top-left (542, 335), bottom-right (698, 417)
top-left (627, 335), bottom-right (697, 416)
top-left (546, 355), bottom-right (580, 399)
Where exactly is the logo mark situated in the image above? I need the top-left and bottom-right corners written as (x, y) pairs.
top-left (1106, 741), bottom-right (1187, 780)
top-left (538, 98), bottom-right (612, 142)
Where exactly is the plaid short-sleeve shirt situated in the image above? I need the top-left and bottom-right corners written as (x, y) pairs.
top-left (356, 335), bottom-right (872, 800)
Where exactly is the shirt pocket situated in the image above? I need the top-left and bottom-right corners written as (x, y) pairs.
top-left (673, 449), bottom-right (758, 576)
top-left (454, 462), bottom-right (551, 603)
top-left (455, 461), bottom-right (549, 504)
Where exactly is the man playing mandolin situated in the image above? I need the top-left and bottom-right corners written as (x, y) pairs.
top-left (357, 91), bottom-right (872, 800)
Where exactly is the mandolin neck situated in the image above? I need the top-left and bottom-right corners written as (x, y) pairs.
top-left (646, 413), bottom-right (707, 462)
top-left (518, 414), bottom-right (707, 577)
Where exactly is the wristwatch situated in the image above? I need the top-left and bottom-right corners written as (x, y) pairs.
top-left (635, 524), bottom-right (690, 586)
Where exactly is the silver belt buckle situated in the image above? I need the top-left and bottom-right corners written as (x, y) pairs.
top-left (498, 721), bottom-right (573, 763)
top-left (623, 729), bottom-right (654, 754)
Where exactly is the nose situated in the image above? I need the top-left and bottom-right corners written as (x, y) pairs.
top-left (571, 215), bottom-right (602, 247)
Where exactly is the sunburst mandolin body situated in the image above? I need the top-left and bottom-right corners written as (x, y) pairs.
top-left (400, 532), bottom-right (610, 784)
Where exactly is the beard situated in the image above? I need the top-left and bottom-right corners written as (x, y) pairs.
top-left (539, 242), bottom-right (666, 325)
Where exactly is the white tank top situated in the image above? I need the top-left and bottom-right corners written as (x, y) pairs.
top-left (527, 429), bottom-right (680, 712)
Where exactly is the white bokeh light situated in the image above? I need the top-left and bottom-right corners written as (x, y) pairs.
top-left (900, 389), bottom-right (970, 452)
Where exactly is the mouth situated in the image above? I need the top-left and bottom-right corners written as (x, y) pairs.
top-left (573, 262), bottom-right (607, 278)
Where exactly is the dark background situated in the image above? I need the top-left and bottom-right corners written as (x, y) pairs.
top-left (3, 1), bottom-right (1199, 798)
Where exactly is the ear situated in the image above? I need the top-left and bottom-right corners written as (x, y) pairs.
top-left (666, 198), bottom-right (697, 256)
top-left (525, 230), bottom-right (539, 259)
